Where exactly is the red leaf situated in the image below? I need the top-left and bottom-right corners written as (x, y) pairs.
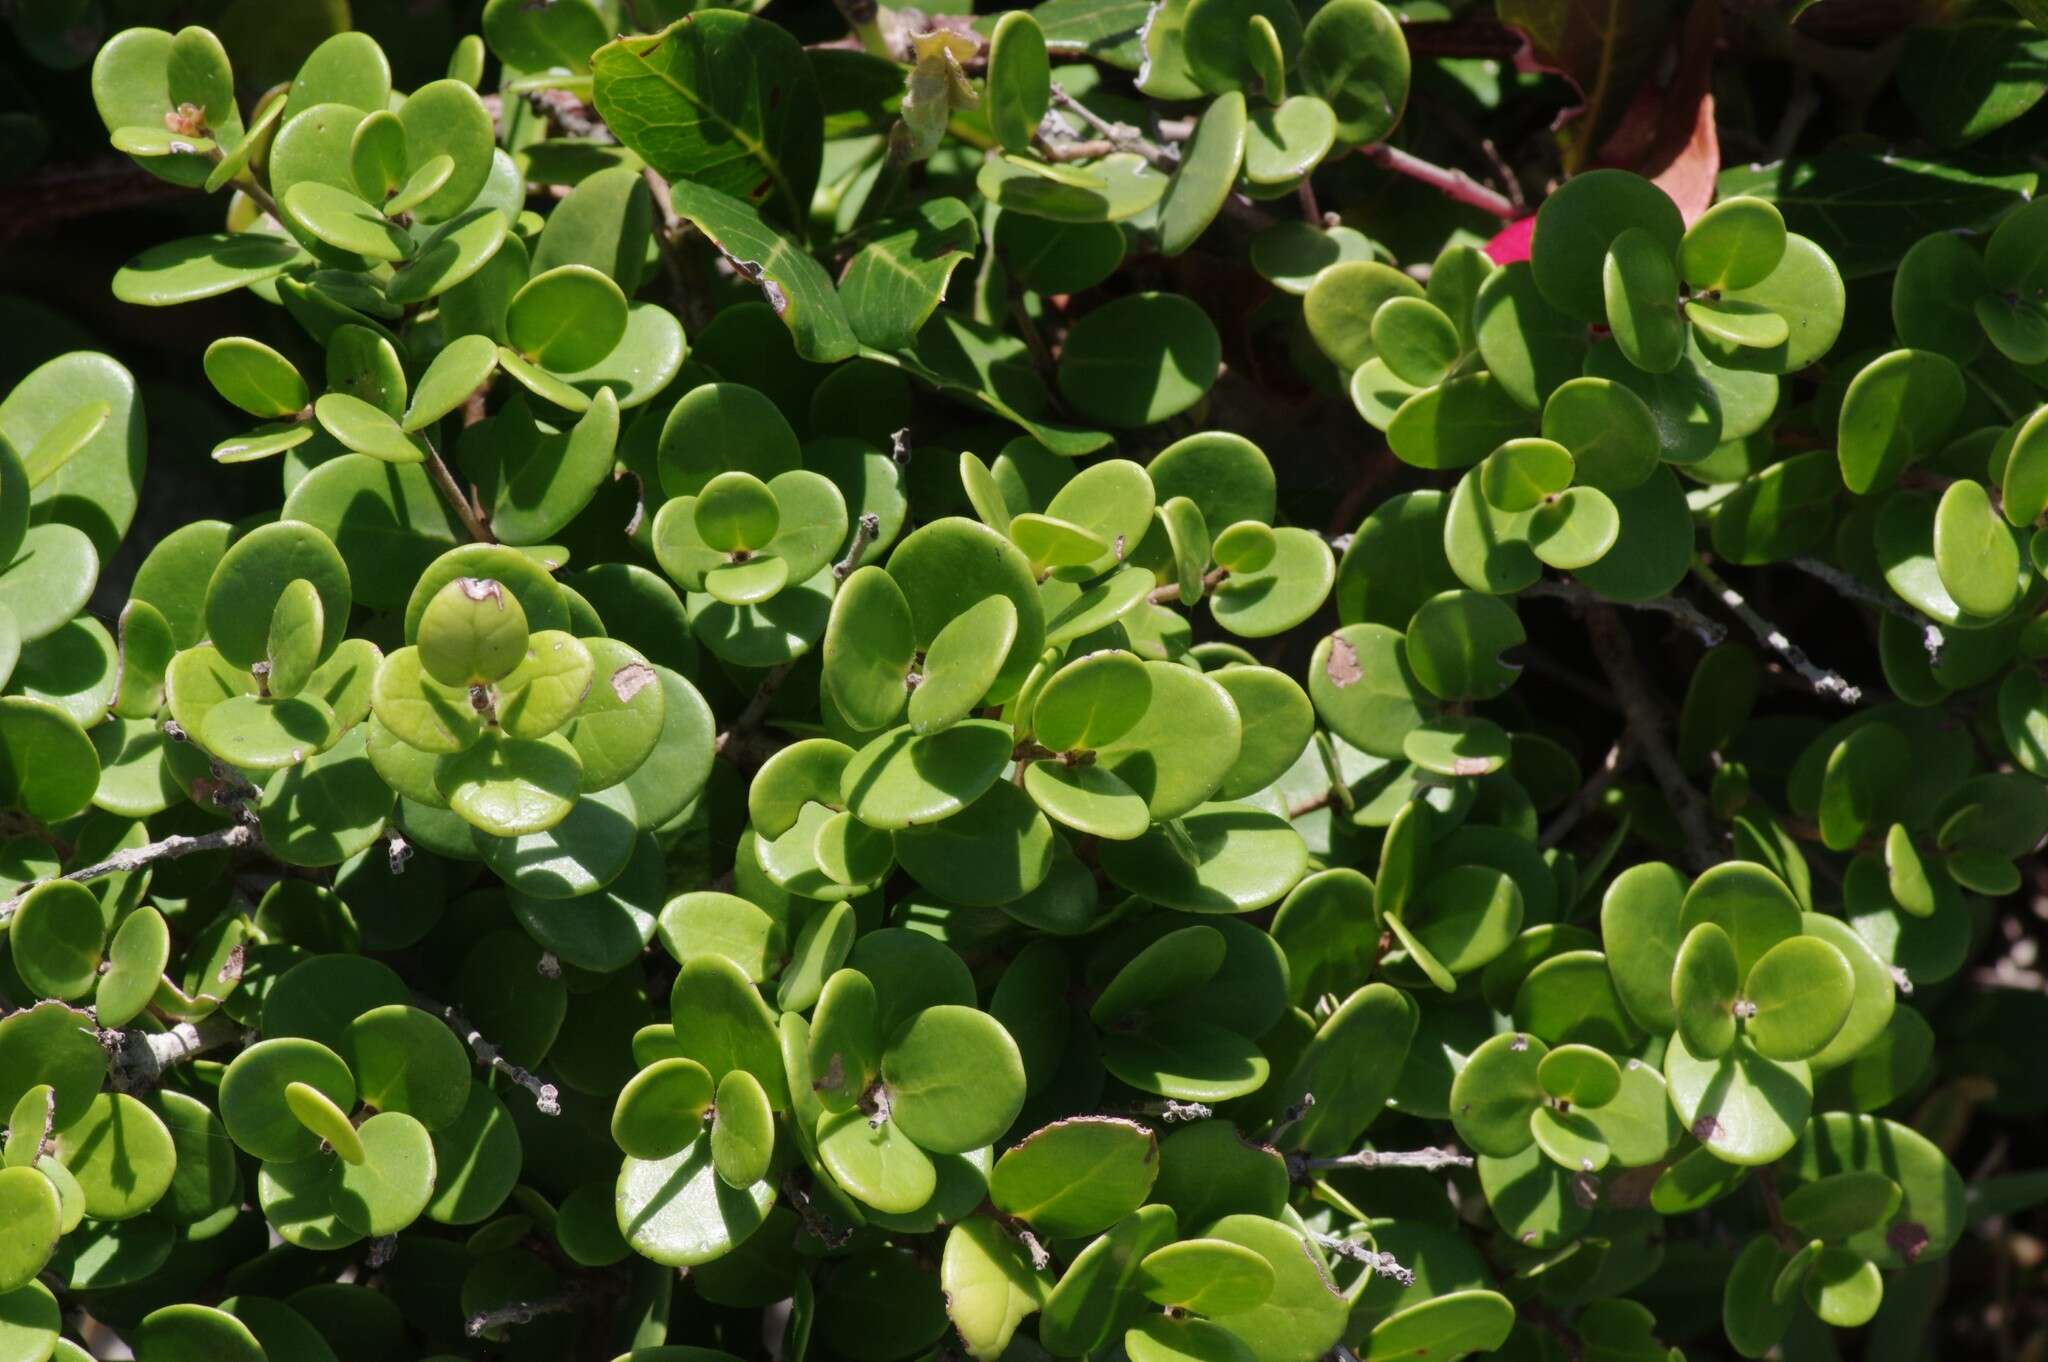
top-left (1646, 92), bottom-right (1719, 223)
top-left (1498, 0), bottom-right (1675, 170)
top-left (1484, 216), bottom-right (1536, 266)
top-left (1589, 0), bottom-right (1721, 220)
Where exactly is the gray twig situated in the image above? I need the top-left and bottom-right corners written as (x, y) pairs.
top-left (466, 1294), bottom-right (577, 1338)
top-left (1313, 1234), bottom-right (1417, 1286)
top-left (1264, 1093), bottom-right (1316, 1146)
top-left (1692, 560), bottom-right (1862, 705)
top-left (1522, 578), bottom-right (1726, 647)
top-left (1125, 1099), bottom-right (1213, 1123)
top-left (523, 89), bottom-right (613, 143)
top-left (0, 823), bottom-right (257, 928)
top-left (1047, 85), bottom-right (1175, 170)
top-left (782, 1173), bottom-right (855, 1249)
top-left (104, 1013), bottom-right (244, 1094)
top-left (419, 994), bottom-right (560, 1115)
top-left (1786, 556), bottom-right (1944, 666)
top-left (835, 512), bottom-right (882, 582)
top-left (1292, 1145), bottom-right (1473, 1175)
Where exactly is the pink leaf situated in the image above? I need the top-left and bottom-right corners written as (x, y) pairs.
top-left (1484, 216), bottom-right (1536, 266)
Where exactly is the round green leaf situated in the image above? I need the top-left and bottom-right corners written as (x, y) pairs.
top-left (1099, 802), bottom-right (1306, 913)
top-left (1371, 296), bottom-right (1461, 388)
top-left (612, 1058), bottom-right (715, 1161)
top-left (204, 338), bottom-right (309, 419)
top-left (1449, 1030), bottom-right (1544, 1157)
top-left (895, 779), bottom-right (1055, 906)
top-left (1139, 1238), bottom-right (1273, 1316)
top-left (1364, 1291), bottom-right (1515, 1362)
top-left (1531, 170), bottom-right (1684, 323)
top-left (910, 595), bottom-right (1017, 736)
top-left (1032, 650), bottom-right (1152, 752)
top-left (392, 77), bottom-right (493, 221)
top-left (339, 1004), bottom-right (470, 1131)
top-left (711, 1069), bottom-right (775, 1190)
top-left (1663, 1031), bottom-right (1811, 1165)
top-left (1694, 232), bottom-right (1844, 375)
top-left (206, 520), bottom-right (350, 670)
top-left (1742, 935), bottom-right (1854, 1062)
top-left (507, 264), bottom-right (629, 371)
top-left (817, 1108), bottom-right (936, 1215)
top-left (385, 205), bottom-right (510, 305)
top-left (1160, 92), bottom-right (1249, 258)
top-left (0, 525), bottom-right (99, 645)
top-left (1933, 477), bottom-right (2022, 618)
top-left (842, 720), bottom-right (1013, 831)
top-left (1298, 0), bottom-right (1408, 142)
top-left (990, 1116), bottom-right (1157, 1238)
top-left (283, 180), bottom-right (414, 262)
top-left (1307, 623), bottom-right (1432, 759)
top-left (1681, 860), bottom-right (1803, 978)
top-left (53, 1091), bottom-right (176, 1221)
top-left (1674, 920), bottom-right (1740, 1059)
top-left (9, 881), bottom-right (104, 1001)
top-left (1205, 1215), bottom-right (1348, 1362)
top-left (1602, 226), bottom-right (1686, 374)
top-left (1058, 293), bottom-right (1221, 428)
top-left (881, 1005), bottom-right (1025, 1156)
top-left (1479, 438), bottom-right (1572, 513)
top-left (1785, 1111), bottom-right (1965, 1268)
top-left (1541, 375), bottom-right (1660, 492)
top-left (0, 1165), bottom-right (59, 1293)
top-left (976, 152), bottom-right (1169, 225)
top-left (984, 11), bottom-right (1051, 153)
top-left (1681, 196), bottom-right (1788, 292)
top-left (93, 905), bottom-right (169, 1029)
top-left (219, 1037), bottom-right (357, 1163)
top-left (1182, 0), bottom-right (1301, 94)
top-left (1244, 96), bottom-right (1336, 186)
top-left (133, 1304), bottom-right (265, 1362)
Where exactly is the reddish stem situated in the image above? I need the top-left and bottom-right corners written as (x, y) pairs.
top-left (1357, 143), bottom-right (1521, 221)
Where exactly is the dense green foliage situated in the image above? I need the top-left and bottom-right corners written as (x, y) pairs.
top-left (0, 0), bottom-right (2045, 1359)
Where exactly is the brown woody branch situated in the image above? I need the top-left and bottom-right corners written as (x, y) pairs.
top-left (1583, 605), bottom-right (1720, 873)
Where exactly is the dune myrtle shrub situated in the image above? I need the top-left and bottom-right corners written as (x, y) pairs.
top-left (0, 0), bottom-right (2043, 1359)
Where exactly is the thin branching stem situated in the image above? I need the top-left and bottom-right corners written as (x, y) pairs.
top-left (1263, 1093), bottom-right (1316, 1145)
top-left (1293, 1145), bottom-right (1473, 1173)
top-left (1288, 790), bottom-right (1334, 819)
top-left (1522, 579), bottom-right (1726, 647)
top-left (1313, 1234), bottom-right (1417, 1285)
top-left (833, 512), bottom-right (882, 583)
top-left (1538, 738), bottom-right (1631, 851)
top-left (1047, 85), bottom-right (1175, 170)
top-left (1691, 560), bottom-right (1862, 705)
top-left (0, 823), bottom-right (256, 928)
top-left (1786, 556), bottom-right (1943, 666)
top-left (418, 994), bottom-right (560, 1115)
top-left (202, 144), bottom-right (281, 221)
top-left (466, 1294), bottom-right (579, 1338)
top-left (1584, 605), bottom-right (1721, 873)
top-left (420, 434), bottom-right (492, 542)
top-left (1355, 142), bottom-right (1520, 220)
top-left (1147, 567), bottom-right (1227, 606)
